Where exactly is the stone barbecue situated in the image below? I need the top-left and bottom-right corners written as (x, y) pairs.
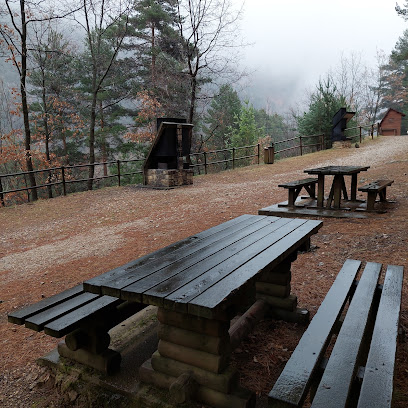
top-left (143, 118), bottom-right (194, 188)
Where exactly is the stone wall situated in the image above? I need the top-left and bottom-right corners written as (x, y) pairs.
top-left (145, 169), bottom-right (194, 188)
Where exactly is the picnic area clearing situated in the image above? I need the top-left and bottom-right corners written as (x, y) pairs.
top-left (1, 136), bottom-right (408, 407)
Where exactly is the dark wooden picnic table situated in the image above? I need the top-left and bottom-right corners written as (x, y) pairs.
top-left (82, 213), bottom-right (322, 407)
top-left (304, 165), bottom-right (370, 209)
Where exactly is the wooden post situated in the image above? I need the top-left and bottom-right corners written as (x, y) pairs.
top-left (228, 299), bottom-right (269, 349)
top-left (371, 124), bottom-right (374, 139)
top-left (359, 126), bottom-right (362, 143)
top-left (257, 144), bottom-right (260, 164)
top-left (232, 147), bottom-right (235, 169)
top-left (0, 176), bottom-right (4, 206)
top-left (204, 151), bottom-right (207, 175)
top-left (0, 175), bottom-right (4, 206)
top-left (377, 122), bottom-right (380, 135)
top-left (61, 166), bottom-right (66, 196)
top-left (299, 136), bottom-right (303, 156)
top-left (117, 160), bottom-right (121, 186)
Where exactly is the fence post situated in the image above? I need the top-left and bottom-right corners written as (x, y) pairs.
top-left (117, 160), bottom-right (121, 186)
top-left (0, 175), bottom-right (4, 207)
top-left (61, 166), bottom-right (66, 196)
top-left (321, 134), bottom-right (325, 150)
top-left (204, 151), bottom-right (207, 175)
top-left (270, 144), bottom-right (275, 164)
top-left (232, 147), bottom-right (235, 169)
top-left (257, 144), bottom-right (260, 164)
top-left (299, 136), bottom-right (303, 156)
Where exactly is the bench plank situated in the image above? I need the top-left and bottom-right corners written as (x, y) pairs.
top-left (311, 262), bottom-right (382, 408)
top-left (357, 265), bottom-right (404, 408)
top-left (268, 259), bottom-right (362, 407)
top-left (98, 216), bottom-right (273, 298)
top-left (189, 219), bottom-right (323, 318)
top-left (278, 178), bottom-right (318, 188)
top-left (24, 292), bottom-right (99, 331)
top-left (83, 214), bottom-right (257, 294)
top-left (8, 285), bottom-right (84, 325)
top-left (44, 295), bottom-right (122, 337)
top-left (125, 217), bottom-right (290, 305)
top-left (358, 179), bottom-right (394, 192)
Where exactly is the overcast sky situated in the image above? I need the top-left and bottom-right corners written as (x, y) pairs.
top-left (236, 0), bottom-right (408, 112)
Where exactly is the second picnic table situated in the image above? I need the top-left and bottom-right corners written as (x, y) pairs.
top-left (304, 165), bottom-right (370, 209)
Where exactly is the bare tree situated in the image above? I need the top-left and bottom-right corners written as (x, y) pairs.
top-left (0, 0), bottom-right (80, 201)
top-left (73, 0), bottom-right (131, 190)
top-left (176, 0), bottom-right (245, 124)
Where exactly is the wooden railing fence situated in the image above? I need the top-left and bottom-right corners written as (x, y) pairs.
top-left (0, 127), bottom-right (379, 207)
top-left (0, 159), bottom-right (144, 207)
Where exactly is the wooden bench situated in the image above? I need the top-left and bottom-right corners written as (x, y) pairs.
top-left (8, 284), bottom-right (146, 374)
top-left (358, 179), bottom-right (394, 211)
top-left (268, 259), bottom-right (404, 408)
top-left (278, 178), bottom-right (318, 206)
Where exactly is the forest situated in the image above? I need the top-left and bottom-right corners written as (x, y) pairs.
top-left (1, 0), bottom-right (408, 204)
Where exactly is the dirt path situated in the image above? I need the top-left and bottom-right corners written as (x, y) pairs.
top-left (1, 136), bottom-right (408, 407)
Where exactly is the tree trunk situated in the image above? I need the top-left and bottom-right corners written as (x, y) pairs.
top-left (87, 93), bottom-right (97, 190)
top-left (20, 0), bottom-right (38, 201)
top-left (99, 100), bottom-right (108, 176)
top-left (151, 23), bottom-right (156, 87)
top-left (42, 74), bottom-right (53, 198)
top-left (188, 75), bottom-right (197, 124)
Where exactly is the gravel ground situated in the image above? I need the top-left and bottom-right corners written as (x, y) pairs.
top-left (1, 135), bottom-right (408, 407)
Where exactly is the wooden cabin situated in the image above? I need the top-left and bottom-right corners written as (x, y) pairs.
top-left (379, 108), bottom-right (405, 135)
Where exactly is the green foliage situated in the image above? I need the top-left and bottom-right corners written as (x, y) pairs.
top-left (202, 84), bottom-right (242, 150)
top-left (254, 108), bottom-right (287, 140)
top-left (297, 77), bottom-right (347, 145)
top-left (229, 101), bottom-right (263, 148)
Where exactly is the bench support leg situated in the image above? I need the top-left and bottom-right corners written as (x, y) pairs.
top-left (317, 175), bottom-right (325, 207)
top-left (366, 191), bottom-right (377, 211)
top-left (140, 308), bottom-right (255, 408)
top-left (57, 341), bottom-right (121, 375)
top-left (256, 259), bottom-right (309, 325)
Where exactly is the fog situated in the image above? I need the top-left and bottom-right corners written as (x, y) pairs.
top-left (237, 0), bottom-right (408, 112)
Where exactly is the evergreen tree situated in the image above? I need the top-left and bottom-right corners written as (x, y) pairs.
top-left (229, 101), bottom-right (262, 148)
top-left (128, 0), bottom-right (189, 117)
top-left (202, 84), bottom-right (241, 150)
top-left (297, 77), bottom-right (347, 146)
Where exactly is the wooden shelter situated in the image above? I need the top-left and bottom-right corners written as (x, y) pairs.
top-left (379, 108), bottom-right (405, 136)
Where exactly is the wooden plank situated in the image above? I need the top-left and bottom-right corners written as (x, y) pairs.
top-left (101, 216), bottom-right (276, 299)
top-left (311, 262), bottom-right (382, 408)
top-left (24, 292), bottom-right (99, 331)
top-left (131, 217), bottom-right (294, 306)
top-left (7, 285), bottom-right (83, 325)
top-left (189, 219), bottom-right (322, 319)
top-left (358, 179), bottom-right (394, 192)
top-left (126, 217), bottom-right (283, 302)
top-left (278, 178), bottom-right (318, 188)
top-left (268, 259), bottom-right (362, 407)
top-left (44, 296), bottom-right (122, 337)
top-left (83, 214), bottom-right (256, 293)
top-left (157, 218), bottom-right (310, 313)
top-left (357, 265), bottom-right (404, 408)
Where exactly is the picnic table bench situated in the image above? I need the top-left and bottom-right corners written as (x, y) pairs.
top-left (8, 214), bottom-right (322, 408)
top-left (269, 259), bottom-right (404, 408)
top-left (278, 178), bottom-right (318, 207)
top-left (358, 179), bottom-right (394, 211)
